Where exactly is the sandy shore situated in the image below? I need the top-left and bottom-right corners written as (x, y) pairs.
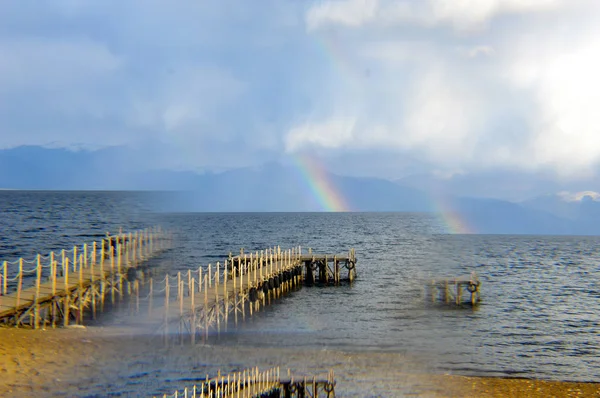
top-left (1, 326), bottom-right (598, 397)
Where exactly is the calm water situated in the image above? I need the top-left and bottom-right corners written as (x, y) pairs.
top-left (2, 191), bottom-right (600, 384)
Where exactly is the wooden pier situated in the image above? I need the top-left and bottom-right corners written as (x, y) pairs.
top-left (143, 247), bottom-right (358, 343)
top-left (0, 226), bottom-right (172, 328)
top-left (427, 272), bottom-right (481, 306)
top-left (157, 367), bottom-right (336, 398)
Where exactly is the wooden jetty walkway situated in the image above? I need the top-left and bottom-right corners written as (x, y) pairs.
top-left (137, 247), bottom-right (358, 343)
top-left (427, 272), bottom-right (481, 306)
top-left (0, 226), bottom-right (172, 328)
top-left (157, 367), bottom-right (336, 398)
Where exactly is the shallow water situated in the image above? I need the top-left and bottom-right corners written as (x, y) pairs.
top-left (1, 191), bottom-right (599, 390)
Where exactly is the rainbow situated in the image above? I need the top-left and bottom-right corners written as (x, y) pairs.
top-left (431, 194), bottom-right (475, 234)
top-left (291, 153), bottom-right (350, 212)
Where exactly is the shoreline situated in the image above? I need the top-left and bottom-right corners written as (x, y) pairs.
top-left (1, 327), bottom-right (599, 397)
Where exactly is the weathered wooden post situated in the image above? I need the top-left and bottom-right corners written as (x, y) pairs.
top-left (179, 278), bottom-right (184, 343)
top-left (110, 242), bottom-right (116, 305)
top-left (16, 258), bottom-right (23, 309)
top-left (71, 246), bottom-right (76, 273)
top-left (164, 275), bottom-right (170, 344)
top-left (51, 254), bottom-right (57, 328)
top-left (83, 243), bottom-right (88, 269)
top-left (64, 258), bottom-right (70, 327)
top-left (198, 266), bottom-right (202, 293)
top-left (1, 260), bottom-right (7, 297)
top-left (34, 255), bottom-right (42, 329)
top-left (148, 277), bottom-right (154, 317)
top-left (445, 281), bottom-right (450, 304)
top-left (204, 275), bottom-right (208, 338)
top-left (78, 252), bottom-right (84, 324)
top-left (334, 256), bottom-right (339, 285)
top-left (191, 277), bottom-right (196, 345)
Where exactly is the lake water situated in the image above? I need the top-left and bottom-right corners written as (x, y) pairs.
top-left (1, 191), bottom-right (599, 387)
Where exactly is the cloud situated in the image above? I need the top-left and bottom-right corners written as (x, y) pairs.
top-left (306, 0), bottom-right (567, 32)
top-left (0, 0), bottom-right (305, 169)
top-left (2, 0), bottom-right (600, 183)
top-left (288, 0), bottom-right (600, 178)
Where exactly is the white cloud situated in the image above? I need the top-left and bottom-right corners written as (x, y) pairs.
top-left (285, 117), bottom-right (357, 151)
top-left (306, 0), bottom-right (378, 31)
top-left (290, 0), bottom-right (600, 178)
top-left (509, 32), bottom-right (600, 176)
top-left (3, 0), bottom-right (600, 182)
top-left (306, 0), bottom-right (568, 31)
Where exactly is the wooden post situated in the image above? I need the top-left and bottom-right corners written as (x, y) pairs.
top-left (64, 258), bottom-right (70, 327)
top-left (34, 255), bottom-right (42, 329)
top-left (83, 243), bottom-right (88, 269)
top-left (204, 275), bottom-right (208, 338)
top-left (165, 275), bottom-right (170, 343)
top-left (73, 246), bottom-right (77, 273)
top-left (334, 256), bottom-right (339, 285)
top-left (224, 261), bottom-right (228, 327)
top-left (16, 258), bottom-right (23, 309)
top-left (117, 242), bottom-right (123, 300)
top-left (188, 269), bottom-right (192, 297)
top-left (78, 253), bottom-right (84, 324)
top-left (191, 277), bottom-right (196, 344)
top-left (215, 263), bottom-right (220, 333)
top-left (128, 232), bottom-right (133, 265)
top-left (51, 254), bottom-right (57, 328)
top-left (51, 252), bottom-right (57, 295)
top-left (456, 282), bottom-right (461, 305)
top-left (91, 246), bottom-right (96, 319)
top-left (445, 281), bottom-right (450, 304)
top-left (233, 266), bottom-right (238, 327)
top-left (179, 278), bottom-right (184, 340)
top-left (133, 231), bottom-right (137, 265)
top-left (110, 243), bottom-right (115, 305)
top-left (149, 277), bottom-right (154, 317)
top-left (2, 260), bottom-right (7, 296)
top-left (198, 267), bottom-right (202, 293)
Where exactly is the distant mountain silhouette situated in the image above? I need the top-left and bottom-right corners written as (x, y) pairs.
top-left (521, 191), bottom-right (600, 234)
top-left (2, 145), bottom-right (600, 234)
top-left (397, 171), bottom-right (599, 202)
top-left (447, 196), bottom-right (572, 235)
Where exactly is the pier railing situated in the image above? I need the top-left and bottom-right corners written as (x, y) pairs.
top-left (0, 226), bottom-right (172, 327)
top-left (156, 367), bottom-right (336, 398)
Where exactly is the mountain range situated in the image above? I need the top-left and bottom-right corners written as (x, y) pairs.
top-left (1, 145), bottom-right (600, 235)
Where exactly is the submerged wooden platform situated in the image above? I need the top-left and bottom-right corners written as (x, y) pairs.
top-left (427, 272), bottom-right (481, 306)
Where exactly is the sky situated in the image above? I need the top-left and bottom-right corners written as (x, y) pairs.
top-left (2, 0), bottom-right (600, 188)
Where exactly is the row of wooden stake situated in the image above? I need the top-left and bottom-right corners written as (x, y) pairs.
top-left (160, 367), bottom-right (281, 398)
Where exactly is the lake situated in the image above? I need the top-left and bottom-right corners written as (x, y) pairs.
top-left (1, 190), bottom-right (599, 388)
